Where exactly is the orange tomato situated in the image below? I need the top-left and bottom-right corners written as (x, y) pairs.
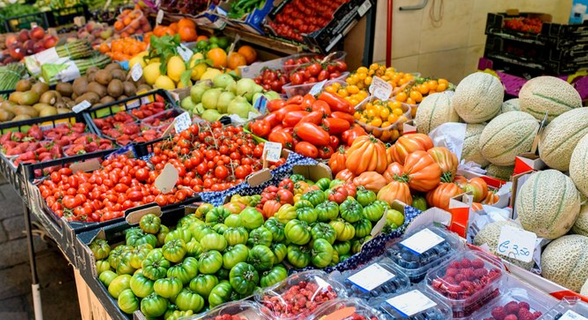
top-left (426, 183), bottom-right (463, 210)
top-left (377, 180), bottom-right (412, 206)
top-left (178, 26), bottom-right (198, 42)
top-left (196, 35), bottom-right (209, 41)
top-left (237, 45), bottom-right (257, 64)
top-left (178, 18), bottom-right (196, 29)
top-left (403, 151), bottom-right (442, 192)
top-left (227, 52), bottom-right (247, 69)
top-left (169, 23), bottom-right (179, 32)
top-left (207, 48), bottom-right (228, 68)
top-left (396, 91), bottom-right (407, 102)
top-left (427, 147), bottom-right (459, 183)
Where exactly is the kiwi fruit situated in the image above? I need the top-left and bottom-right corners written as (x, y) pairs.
top-left (76, 92), bottom-right (100, 104)
top-left (137, 84), bottom-right (152, 92)
top-left (1, 101), bottom-right (17, 113)
top-left (9, 92), bottom-right (22, 103)
top-left (107, 79), bottom-right (124, 98)
top-left (12, 114), bottom-right (32, 121)
top-left (86, 66), bottom-right (100, 75)
top-left (105, 63), bottom-right (122, 72)
top-left (118, 95), bottom-right (128, 100)
top-left (15, 79), bottom-right (32, 92)
top-left (56, 108), bottom-right (71, 114)
top-left (40, 91), bottom-right (61, 105)
top-left (87, 82), bottom-right (107, 98)
top-left (53, 99), bottom-right (66, 109)
top-left (56, 82), bottom-right (73, 97)
top-left (134, 76), bottom-right (146, 86)
top-left (111, 69), bottom-right (126, 81)
top-left (14, 105), bottom-right (38, 117)
top-left (73, 77), bottom-right (89, 96)
top-left (100, 96), bottom-right (115, 104)
top-left (30, 82), bottom-right (49, 96)
top-left (123, 82), bottom-right (137, 97)
top-left (33, 103), bottom-right (52, 112)
top-left (39, 106), bottom-right (58, 117)
top-left (0, 109), bottom-right (15, 122)
top-left (16, 91), bottom-right (40, 106)
top-left (94, 70), bottom-right (112, 86)
top-left (87, 72), bottom-right (96, 83)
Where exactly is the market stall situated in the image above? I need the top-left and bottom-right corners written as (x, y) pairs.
top-left (1, 2), bottom-right (588, 320)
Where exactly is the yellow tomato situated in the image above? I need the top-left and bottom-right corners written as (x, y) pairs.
top-left (357, 66), bottom-right (368, 74)
top-left (366, 108), bottom-right (377, 118)
top-left (380, 107), bottom-right (390, 119)
top-left (396, 92), bottom-right (407, 102)
top-left (393, 108), bottom-right (405, 116)
top-left (388, 114), bottom-right (399, 123)
top-left (381, 121), bottom-right (391, 128)
top-left (354, 112), bottom-right (362, 120)
top-left (325, 85), bottom-right (337, 93)
top-left (426, 80), bottom-right (438, 92)
top-left (338, 88), bottom-right (349, 97)
top-left (369, 63), bottom-right (379, 70)
top-left (347, 85), bottom-right (359, 94)
top-left (410, 90), bottom-right (423, 102)
top-left (349, 98), bottom-right (359, 106)
top-left (364, 76), bottom-right (372, 85)
top-left (437, 83), bottom-right (448, 92)
top-left (357, 73), bottom-right (367, 80)
top-left (370, 118), bottom-right (382, 127)
top-left (406, 97), bottom-right (416, 105)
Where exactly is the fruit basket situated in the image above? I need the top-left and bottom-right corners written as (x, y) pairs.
top-left (354, 96), bottom-right (412, 143)
top-left (538, 297), bottom-right (588, 320)
top-left (424, 250), bottom-right (505, 318)
top-left (386, 225), bottom-right (462, 283)
top-left (370, 285), bottom-right (452, 320)
top-left (310, 298), bottom-right (387, 320)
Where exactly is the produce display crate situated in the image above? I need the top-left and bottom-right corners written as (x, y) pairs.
top-left (2, 11), bottom-right (50, 33)
top-left (483, 52), bottom-right (588, 77)
top-left (485, 12), bottom-right (588, 41)
top-left (485, 35), bottom-right (588, 64)
top-left (46, 4), bottom-right (90, 27)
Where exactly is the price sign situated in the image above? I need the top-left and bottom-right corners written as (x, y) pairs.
top-left (369, 76), bottom-right (392, 101)
top-left (174, 112), bottom-right (192, 134)
top-left (131, 63), bottom-right (143, 82)
top-left (309, 80), bottom-right (327, 95)
top-left (177, 44), bottom-right (194, 62)
top-left (263, 142), bottom-right (282, 162)
top-left (72, 100), bottom-right (92, 113)
top-left (400, 228), bottom-right (445, 255)
top-left (496, 225), bottom-right (536, 263)
top-left (254, 96), bottom-right (268, 114)
top-left (347, 263), bottom-right (395, 292)
top-left (386, 290), bottom-right (437, 317)
top-left (559, 310), bottom-right (588, 320)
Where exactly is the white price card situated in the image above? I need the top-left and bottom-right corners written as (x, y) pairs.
top-left (72, 100), bottom-right (92, 113)
top-left (177, 44), bottom-right (194, 62)
top-left (309, 80), bottom-right (327, 95)
top-left (386, 290), bottom-right (437, 317)
top-left (369, 76), bottom-right (392, 101)
top-left (496, 225), bottom-right (536, 263)
top-left (559, 310), bottom-right (588, 320)
top-left (263, 142), bottom-right (282, 162)
top-left (347, 263), bottom-right (395, 292)
top-left (400, 228), bottom-right (445, 255)
top-left (174, 112), bottom-right (192, 134)
top-left (156, 10), bottom-right (164, 25)
top-left (131, 63), bottom-right (143, 82)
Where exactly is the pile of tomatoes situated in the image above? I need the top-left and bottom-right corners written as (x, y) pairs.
top-left (354, 99), bottom-right (410, 142)
top-left (396, 78), bottom-right (450, 107)
top-left (254, 68), bottom-right (289, 93)
top-left (288, 61), bottom-right (347, 87)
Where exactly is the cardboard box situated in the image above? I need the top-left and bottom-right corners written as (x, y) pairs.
top-left (514, 153), bottom-right (546, 175)
top-left (219, 0), bottom-right (276, 35)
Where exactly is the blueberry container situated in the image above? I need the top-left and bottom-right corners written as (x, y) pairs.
top-left (386, 225), bottom-right (462, 283)
top-left (184, 301), bottom-right (270, 320)
top-left (370, 285), bottom-right (452, 320)
top-left (424, 250), bottom-right (505, 319)
top-left (332, 257), bottom-right (410, 301)
top-left (538, 297), bottom-right (588, 320)
top-left (310, 298), bottom-right (387, 320)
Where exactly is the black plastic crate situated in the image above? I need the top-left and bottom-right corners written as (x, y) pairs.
top-left (485, 35), bottom-right (588, 64)
top-left (3, 11), bottom-right (50, 32)
top-left (483, 52), bottom-right (588, 77)
top-left (47, 4), bottom-right (89, 27)
top-left (485, 12), bottom-right (588, 39)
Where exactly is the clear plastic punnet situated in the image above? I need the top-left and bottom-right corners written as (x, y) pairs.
top-left (386, 224), bottom-right (463, 283)
top-left (370, 285), bottom-right (452, 320)
top-left (332, 257), bottom-right (411, 301)
top-left (310, 298), bottom-right (388, 320)
top-left (538, 297), bottom-right (588, 320)
top-left (424, 250), bottom-right (505, 319)
top-left (184, 301), bottom-right (270, 320)
top-left (254, 270), bottom-right (347, 320)
top-left (282, 72), bottom-right (349, 98)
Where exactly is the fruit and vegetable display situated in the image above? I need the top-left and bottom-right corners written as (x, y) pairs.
top-left (1, 26), bottom-right (58, 65)
top-left (112, 8), bottom-right (152, 38)
top-left (64, 21), bottom-right (116, 49)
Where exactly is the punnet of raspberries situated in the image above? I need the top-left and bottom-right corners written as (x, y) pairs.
top-left (484, 301), bottom-right (542, 320)
top-left (261, 280), bottom-right (339, 318)
top-left (430, 257), bottom-right (502, 300)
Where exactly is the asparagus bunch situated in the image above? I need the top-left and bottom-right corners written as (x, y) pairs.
top-left (0, 63), bottom-right (28, 94)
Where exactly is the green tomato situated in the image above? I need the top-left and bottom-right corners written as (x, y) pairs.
top-left (223, 244), bottom-right (249, 270)
top-left (224, 214), bottom-right (242, 228)
top-left (315, 177), bottom-right (331, 191)
top-left (240, 207), bottom-right (264, 230)
top-left (153, 277), bottom-right (183, 299)
top-left (295, 200), bottom-right (314, 210)
top-left (290, 174), bottom-right (306, 183)
top-left (340, 254), bottom-right (351, 262)
top-left (165, 309), bottom-right (194, 320)
top-left (284, 219), bottom-right (311, 245)
top-left (174, 288), bottom-right (204, 312)
top-left (229, 262), bottom-right (260, 295)
top-left (224, 227), bottom-right (249, 246)
top-left (139, 213), bottom-right (161, 234)
top-left (329, 218), bottom-right (356, 241)
top-left (315, 201), bottom-right (339, 222)
top-left (167, 257), bottom-right (199, 285)
top-left (287, 245), bottom-right (311, 269)
top-left (164, 228), bottom-right (191, 244)
top-left (142, 249), bottom-right (171, 281)
top-left (311, 222), bottom-right (337, 244)
top-left (329, 179), bottom-right (345, 189)
top-left (186, 238), bottom-right (203, 258)
top-left (96, 260), bottom-right (111, 275)
top-left (271, 243), bottom-right (288, 264)
top-left (116, 254), bottom-right (136, 275)
top-left (162, 239), bottom-right (187, 263)
top-left (311, 238), bottom-right (334, 268)
top-left (109, 245), bottom-right (131, 270)
top-left (275, 204), bottom-right (297, 225)
top-left (248, 245), bottom-right (275, 271)
top-left (189, 224), bottom-right (215, 242)
top-left (356, 187), bottom-right (377, 207)
top-left (301, 190), bottom-right (326, 206)
top-left (333, 241), bottom-right (351, 256)
top-left (178, 215), bottom-right (201, 229)
top-left (117, 289), bottom-right (139, 314)
top-left (330, 249), bottom-right (340, 266)
top-left (247, 227), bottom-right (273, 247)
top-left (353, 218), bottom-right (373, 238)
top-left (156, 225), bottom-right (170, 247)
top-left (216, 267), bottom-right (230, 280)
top-left (260, 264), bottom-right (288, 288)
top-left (108, 274), bottom-right (131, 299)
top-left (296, 207), bottom-right (318, 223)
top-left (198, 250), bottom-right (223, 274)
top-left (189, 274), bottom-right (219, 298)
top-left (212, 223), bottom-right (228, 235)
top-left (99, 270), bottom-right (117, 287)
top-left (140, 293), bottom-right (168, 318)
top-left (386, 209), bottom-right (405, 228)
top-left (129, 232), bottom-right (157, 248)
top-left (362, 202), bottom-right (385, 222)
top-left (374, 200), bottom-right (391, 210)
top-left (412, 195), bottom-right (428, 211)
top-left (264, 218), bottom-right (285, 242)
top-left (89, 239), bottom-right (111, 260)
top-left (127, 244), bottom-right (153, 269)
top-left (200, 233), bottom-right (228, 252)
top-left (205, 206), bottom-right (231, 225)
top-left (208, 281), bottom-right (233, 308)
top-left (130, 272), bottom-right (154, 298)
top-left (339, 197), bottom-right (363, 223)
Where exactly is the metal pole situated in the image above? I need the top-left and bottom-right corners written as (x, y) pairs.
top-left (23, 203), bottom-right (43, 320)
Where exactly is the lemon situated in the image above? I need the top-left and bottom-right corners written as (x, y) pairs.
top-left (177, 78), bottom-right (193, 88)
top-left (154, 75), bottom-right (176, 90)
top-left (143, 62), bottom-right (162, 85)
top-left (167, 56), bottom-right (186, 83)
top-left (200, 68), bottom-right (222, 81)
top-left (129, 52), bottom-right (147, 68)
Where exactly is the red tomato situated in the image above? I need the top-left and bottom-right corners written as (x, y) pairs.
top-left (294, 141), bottom-right (319, 158)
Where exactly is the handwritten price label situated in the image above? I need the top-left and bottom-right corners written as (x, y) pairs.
top-left (131, 63), bottom-right (143, 82)
top-left (496, 225), bottom-right (536, 263)
top-left (174, 112), bottom-right (192, 134)
top-left (559, 310), bottom-right (588, 320)
top-left (369, 76), bottom-right (392, 101)
top-left (263, 142), bottom-right (282, 162)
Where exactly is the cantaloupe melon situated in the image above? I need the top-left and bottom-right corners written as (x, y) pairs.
top-left (479, 111), bottom-right (539, 166)
top-left (485, 164), bottom-right (514, 181)
top-left (519, 76), bottom-right (582, 122)
top-left (474, 220), bottom-right (534, 270)
top-left (572, 204), bottom-right (588, 237)
top-left (415, 92), bottom-right (460, 134)
top-left (452, 72), bottom-right (504, 124)
top-left (569, 133), bottom-right (588, 197)
top-left (540, 108), bottom-right (588, 171)
top-left (462, 124), bottom-right (489, 167)
top-left (541, 234), bottom-right (588, 292)
top-left (501, 98), bottom-right (520, 113)
top-left (515, 170), bottom-right (581, 239)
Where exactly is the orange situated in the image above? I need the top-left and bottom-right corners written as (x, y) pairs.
top-left (114, 21), bottom-right (124, 31)
top-left (162, 27), bottom-right (175, 36)
top-left (99, 42), bottom-right (110, 53)
top-left (196, 35), bottom-right (208, 41)
top-left (169, 23), bottom-right (178, 32)
top-left (153, 25), bottom-right (164, 37)
top-left (227, 52), bottom-right (247, 69)
top-left (178, 26), bottom-right (198, 42)
top-left (111, 41), bottom-right (124, 53)
top-left (207, 48), bottom-right (227, 68)
top-left (123, 17), bottom-right (132, 26)
top-left (237, 45), bottom-right (257, 64)
top-left (178, 18), bottom-right (196, 30)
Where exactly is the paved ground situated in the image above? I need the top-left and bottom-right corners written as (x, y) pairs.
top-left (0, 179), bottom-right (80, 320)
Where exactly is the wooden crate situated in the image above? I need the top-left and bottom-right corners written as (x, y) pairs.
top-left (74, 269), bottom-right (114, 320)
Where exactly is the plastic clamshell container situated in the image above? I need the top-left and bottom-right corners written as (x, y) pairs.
top-left (425, 250), bottom-right (505, 319)
top-left (282, 51), bottom-right (347, 74)
top-left (354, 96), bottom-right (412, 142)
top-left (370, 285), bottom-right (452, 320)
top-left (333, 257), bottom-right (410, 301)
top-left (282, 72), bottom-right (349, 98)
top-left (538, 297), bottom-right (588, 320)
top-left (386, 225), bottom-right (462, 283)
top-left (310, 298), bottom-right (387, 320)
top-left (255, 270), bottom-right (347, 320)
top-left (185, 301), bottom-right (270, 320)
top-left (468, 283), bottom-right (557, 320)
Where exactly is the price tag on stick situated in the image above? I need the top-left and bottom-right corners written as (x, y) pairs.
top-left (496, 225), bottom-right (537, 263)
top-left (156, 10), bottom-right (164, 25)
top-left (130, 63), bottom-right (143, 82)
top-left (262, 142), bottom-right (282, 169)
top-left (369, 76), bottom-right (392, 101)
top-left (309, 80), bottom-right (327, 95)
top-left (72, 100), bottom-right (91, 113)
top-left (177, 44), bottom-right (194, 62)
top-left (174, 112), bottom-right (192, 134)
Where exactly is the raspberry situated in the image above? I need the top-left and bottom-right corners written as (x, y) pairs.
top-left (449, 261), bottom-right (461, 269)
top-left (462, 268), bottom-right (474, 280)
top-left (472, 258), bottom-right (485, 268)
top-left (533, 311), bottom-right (542, 319)
top-left (460, 280), bottom-right (474, 292)
top-left (519, 302), bottom-right (530, 310)
top-left (505, 301), bottom-right (520, 314)
top-left (474, 268), bottom-right (489, 279)
top-left (454, 274), bottom-right (466, 283)
top-left (491, 306), bottom-right (507, 320)
top-left (518, 308), bottom-right (533, 320)
top-left (443, 276), bottom-right (457, 284)
top-left (446, 267), bottom-right (459, 277)
top-left (504, 315), bottom-right (518, 320)
top-left (460, 258), bottom-right (472, 268)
